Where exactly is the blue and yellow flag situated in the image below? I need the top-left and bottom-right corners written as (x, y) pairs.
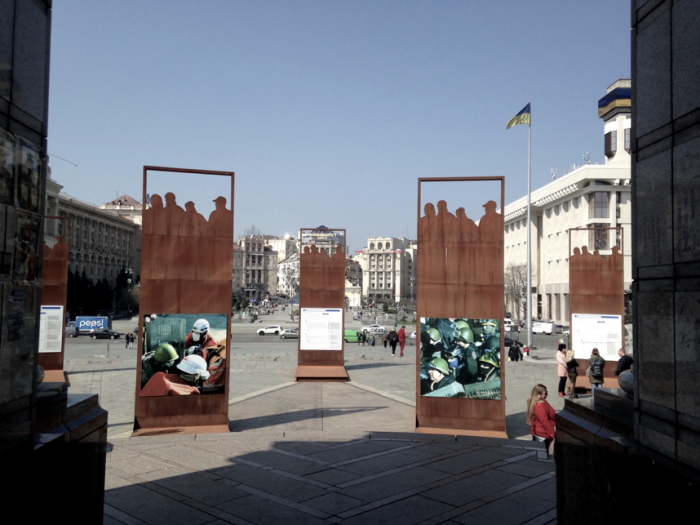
top-left (506, 103), bottom-right (531, 129)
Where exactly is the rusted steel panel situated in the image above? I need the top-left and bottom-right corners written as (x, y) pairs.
top-left (416, 178), bottom-right (506, 436)
top-left (134, 167), bottom-right (234, 433)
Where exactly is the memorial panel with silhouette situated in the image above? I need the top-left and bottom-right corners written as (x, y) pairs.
top-left (134, 166), bottom-right (234, 434)
top-left (416, 177), bottom-right (506, 436)
top-left (295, 228), bottom-right (348, 381)
top-left (568, 227), bottom-right (625, 389)
top-left (39, 216), bottom-right (70, 374)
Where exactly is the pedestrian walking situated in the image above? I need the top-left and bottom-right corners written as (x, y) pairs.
top-left (526, 384), bottom-right (556, 456)
top-left (382, 333), bottom-right (388, 348)
top-left (508, 341), bottom-right (522, 362)
top-left (556, 343), bottom-right (568, 397)
top-left (125, 333), bottom-right (130, 350)
top-left (397, 325), bottom-right (407, 357)
top-left (388, 328), bottom-right (399, 356)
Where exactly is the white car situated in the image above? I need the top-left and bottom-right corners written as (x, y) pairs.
top-left (257, 325), bottom-right (282, 335)
top-left (363, 324), bottom-right (386, 333)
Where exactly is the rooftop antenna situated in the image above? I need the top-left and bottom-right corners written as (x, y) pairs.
top-left (583, 152), bottom-right (591, 164)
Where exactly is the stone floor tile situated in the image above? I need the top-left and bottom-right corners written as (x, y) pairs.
top-left (240, 449), bottom-right (329, 475)
top-left (497, 461), bottom-right (556, 479)
top-left (215, 494), bottom-right (328, 525)
top-left (338, 447), bottom-right (438, 476)
top-left (107, 456), bottom-right (174, 478)
top-left (274, 441), bottom-right (331, 456)
top-left (425, 448), bottom-right (510, 475)
top-left (105, 484), bottom-right (213, 525)
top-left (451, 488), bottom-right (557, 525)
top-left (215, 463), bottom-right (327, 502)
top-left (303, 467), bottom-right (363, 486)
top-left (300, 491), bottom-right (365, 515)
top-left (422, 469), bottom-right (530, 507)
top-left (138, 468), bottom-right (249, 506)
top-left (341, 495), bottom-right (454, 525)
top-left (308, 441), bottom-right (391, 464)
top-left (339, 465), bottom-right (451, 502)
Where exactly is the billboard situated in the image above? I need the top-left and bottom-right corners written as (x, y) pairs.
top-left (140, 313), bottom-right (228, 396)
top-left (419, 317), bottom-right (501, 400)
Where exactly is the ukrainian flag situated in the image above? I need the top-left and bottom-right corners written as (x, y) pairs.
top-left (506, 103), bottom-right (531, 129)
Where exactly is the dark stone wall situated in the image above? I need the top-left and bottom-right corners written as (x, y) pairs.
top-left (0, 0), bottom-right (52, 455)
top-left (632, 0), bottom-right (700, 471)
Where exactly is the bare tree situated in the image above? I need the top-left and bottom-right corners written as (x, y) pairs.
top-left (504, 264), bottom-right (530, 320)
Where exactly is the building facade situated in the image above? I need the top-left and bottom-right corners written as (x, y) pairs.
top-left (276, 252), bottom-right (300, 299)
top-left (503, 80), bottom-right (632, 324)
top-left (235, 234), bottom-right (278, 301)
top-left (356, 237), bottom-right (417, 304)
top-left (267, 236), bottom-right (298, 262)
top-left (99, 194), bottom-right (143, 225)
top-left (55, 190), bottom-right (142, 285)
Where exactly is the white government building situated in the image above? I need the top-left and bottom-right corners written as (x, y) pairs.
top-left (503, 80), bottom-right (632, 325)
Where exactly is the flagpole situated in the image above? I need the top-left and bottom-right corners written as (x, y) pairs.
top-left (526, 102), bottom-right (532, 351)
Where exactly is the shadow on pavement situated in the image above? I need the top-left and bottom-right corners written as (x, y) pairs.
top-left (104, 433), bottom-right (556, 525)
top-left (230, 406), bottom-right (387, 432)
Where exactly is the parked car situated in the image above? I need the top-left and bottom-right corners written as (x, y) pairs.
top-left (90, 328), bottom-right (122, 340)
top-left (504, 319), bottom-right (515, 332)
top-left (279, 328), bottom-right (298, 339)
top-left (257, 325), bottom-right (282, 335)
top-left (362, 324), bottom-right (386, 333)
top-left (563, 326), bottom-right (570, 335)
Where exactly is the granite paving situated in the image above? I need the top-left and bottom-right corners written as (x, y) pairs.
top-left (61, 313), bottom-right (564, 523)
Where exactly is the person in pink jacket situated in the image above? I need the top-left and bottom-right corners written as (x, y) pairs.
top-left (556, 343), bottom-right (568, 397)
top-left (397, 325), bottom-right (407, 357)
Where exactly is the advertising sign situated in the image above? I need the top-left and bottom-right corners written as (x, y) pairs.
top-left (38, 305), bottom-right (63, 353)
top-left (571, 313), bottom-right (622, 361)
top-left (76, 316), bottom-right (109, 332)
top-left (300, 308), bottom-right (343, 351)
top-left (140, 313), bottom-right (228, 396)
top-left (420, 317), bottom-right (501, 399)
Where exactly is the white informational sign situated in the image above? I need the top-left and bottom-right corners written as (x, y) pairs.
top-left (571, 313), bottom-right (622, 361)
top-left (39, 305), bottom-right (64, 353)
top-left (300, 308), bottom-right (343, 351)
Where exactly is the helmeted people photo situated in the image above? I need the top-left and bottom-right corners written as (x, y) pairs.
top-left (141, 343), bottom-right (178, 388)
top-left (419, 317), bottom-right (501, 399)
top-left (141, 354), bottom-right (211, 396)
top-left (140, 313), bottom-right (228, 396)
top-left (184, 318), bottom-right (219, 350)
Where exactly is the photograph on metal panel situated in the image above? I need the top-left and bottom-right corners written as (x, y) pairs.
top-left (420, 318), bottom-right (501, 399)
top-left (0, 129), bottom-right (15, 206)
top-left (140, 313), bottom-right (228, 396)
top-left (17, 137), bottom-right (42, 213)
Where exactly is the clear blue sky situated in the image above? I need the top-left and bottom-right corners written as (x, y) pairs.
top-left (48, 1), bottom-right (631, 253)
